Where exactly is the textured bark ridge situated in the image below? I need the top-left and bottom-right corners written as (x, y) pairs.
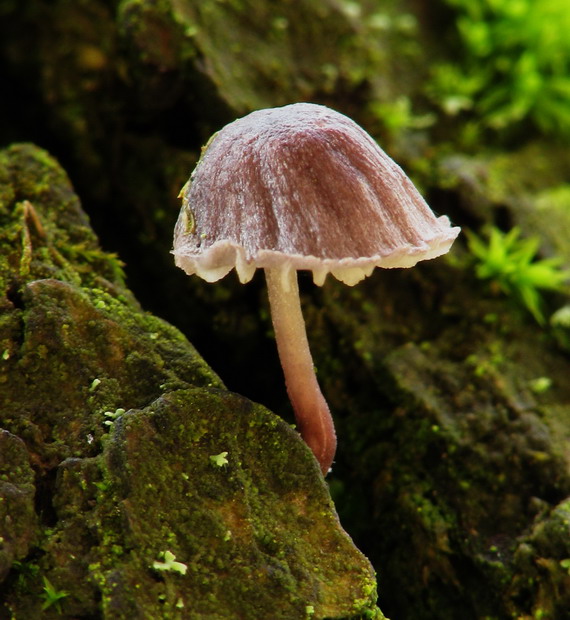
top-left (0, 144), bottom-right (380, 619)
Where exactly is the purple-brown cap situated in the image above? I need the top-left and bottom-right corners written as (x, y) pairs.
top-left (173, 102), bottom-right (460, 286)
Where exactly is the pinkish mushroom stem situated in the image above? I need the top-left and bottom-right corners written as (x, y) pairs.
top-left (265, 265), bottom-right (337, 475)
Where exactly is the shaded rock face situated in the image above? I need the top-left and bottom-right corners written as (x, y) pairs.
top-left (316, 250), bottom-right (570, 619)
top-left (0, 144), bottom-right (379, 619)
top-left (0, 432), bottom-right (37, 583)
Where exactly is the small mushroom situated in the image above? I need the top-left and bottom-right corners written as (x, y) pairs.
top-left (173, 103), bottom-right (460, 475)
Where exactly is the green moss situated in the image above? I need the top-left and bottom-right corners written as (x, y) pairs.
top-left (0, 144), bottom-right (127, 296)
top-left (428, 0), bottom-right (570, 139)
top-left (0, 432), bottom-right (38, 582)
top-left (74, 389), bottom-right (378, 618)
top-left (313, 251), bottom-right (570, 618)
top-left (0, 142), bottom-right (380, 617)
top-left (437, 145), bottom-right (570, 312)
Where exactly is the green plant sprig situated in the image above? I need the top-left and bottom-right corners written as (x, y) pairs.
top-left (466, 226), bottom-right (570, 324)
top-left (40, 577), bottom-right (69, 613)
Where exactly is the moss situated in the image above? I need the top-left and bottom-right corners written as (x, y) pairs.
top-left (507, 499), bottom-right (570, 618)
top-left (313, 258), bottom-right (570, 617)
top-left (0, 143), bottom-right (380, 617)
top-left (82, 388), bottom-right (376, 618)
top-left (0, 432), bottom-right (38, 581)
top-left (0, 144), bottom-right (128, 296)
top-left (427, 0), bottom-right (570, 140)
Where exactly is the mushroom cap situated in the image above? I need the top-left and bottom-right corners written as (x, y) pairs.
top-left (173, 103), bottom-right (460, 285)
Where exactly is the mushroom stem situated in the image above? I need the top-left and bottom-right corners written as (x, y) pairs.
top-left (265, 266), bottom-right (337, 475)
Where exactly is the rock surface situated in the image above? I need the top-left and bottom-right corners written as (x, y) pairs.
top-left (0, 144), bottom-right (379, 619)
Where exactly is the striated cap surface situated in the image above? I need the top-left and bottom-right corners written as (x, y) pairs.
top-left (173, 103), bottom-right (460, 285)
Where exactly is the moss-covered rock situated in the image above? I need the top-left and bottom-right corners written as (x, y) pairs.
top-left (0, 431), bottom-right (37, 582)
top-left (93, 388), bottom-right (377, 618)
top-left (0, 143), bottom-right (381, 619)
top-left (117, 0), bottom-right (412, 115)
top-left (2, 0), bottom-right (570, 618)
top-left (316, 256), bottom-right (570, 619)
top-left (439, 143), bottom-right (570, 263)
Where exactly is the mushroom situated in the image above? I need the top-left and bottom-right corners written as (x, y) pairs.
top-left (172, 103), bottom-right (460, 475)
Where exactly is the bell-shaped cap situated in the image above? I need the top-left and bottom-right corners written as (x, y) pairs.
top-left (173, 103), bottom-right (460, 286)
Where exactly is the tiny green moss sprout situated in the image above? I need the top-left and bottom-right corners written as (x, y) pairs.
top-left (152, 550), bottom-right (188, 575)
top-left (550, 304), bottom-right (570, 350)
top-left (89, 378), bottom-right (101, 392)
top-left (103, 408), bottom-right (125, 427)
top-left (528, 377), bottom-right (553, 394)
top-left (209, 451), bottom-right (229, 467)
top-left (466, 226), bottom-right (570, 324)
top-left (40, 577), bottom-right (69, 613)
